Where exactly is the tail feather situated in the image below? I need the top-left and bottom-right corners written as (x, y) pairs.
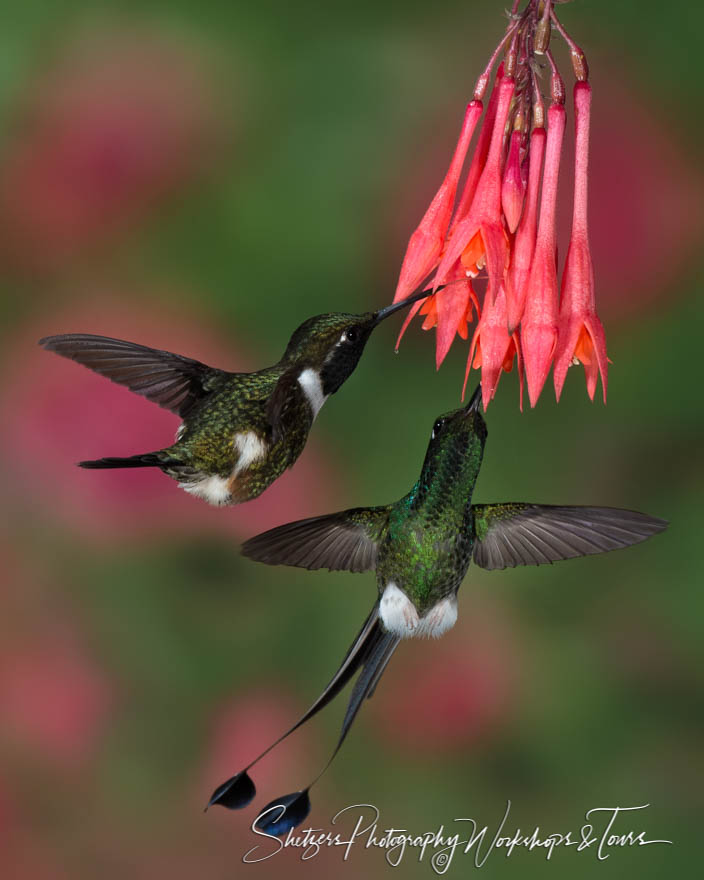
top-left (308, 607), bottom-right (400, 786)
top-left (253, 605), bottom-right (388, 758)
top-left (78, 453), bottom-right (172, 470)
top-left (338, 622), bottom-right (399, 745)
top-left (233, 605), bottom-right (397, 778)
top-left (206, 605), bottom-right (400, 825)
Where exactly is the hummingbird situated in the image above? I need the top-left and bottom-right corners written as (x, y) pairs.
top-left (206, 384), bottom-right (667, 835)
top-left (38, 288), bottom-right (435, 507)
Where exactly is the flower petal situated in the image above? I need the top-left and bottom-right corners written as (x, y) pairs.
top-left (506, 127), bottom-right (546, 332)
top-left (501, 131), bottom-right (525, 233)
top-left (435, 282), bottom-right (472, 368)
top-left (393, 101), bottom-right (483, 304)
top-left (435, 77), bottom-right (515, 296)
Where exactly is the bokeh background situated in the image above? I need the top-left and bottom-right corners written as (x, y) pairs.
top-left (1, 1), bottom-right (702, 877)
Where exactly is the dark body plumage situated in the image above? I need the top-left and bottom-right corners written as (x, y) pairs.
top-left (208, 387), bottom-right (667, 834)
top-left (39, 295), bottom-right (427, 506)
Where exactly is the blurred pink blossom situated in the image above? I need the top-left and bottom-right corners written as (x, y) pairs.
top-left (0, 828), bottom-right (68, 880)
top-left (569, 73), bottom-right (704, 316)
top-left (200, 690), bottom-right (314, 806)
top-left (1, 292), bottom-right (339, 542)
top-left (0, 637), bottom-right (112, 767)
top-left (372, 607), bottom-right (517, 753)
top-left (0, 26), bottom-right (224, 271)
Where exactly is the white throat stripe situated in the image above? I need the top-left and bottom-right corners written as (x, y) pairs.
top-left (298, 368), bottom-right (327, 419)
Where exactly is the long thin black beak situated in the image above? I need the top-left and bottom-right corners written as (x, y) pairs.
top-left (372, 288), bottom-right (433, 326)
top-left (372, 278), bottom-right (471, 327)
top-left (464, 384), bottom-right (482, 414)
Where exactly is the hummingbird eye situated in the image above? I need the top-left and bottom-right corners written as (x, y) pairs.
top-left (341, 327), bottom-right (359, 343)
top-left (432, 418), bottom-right (445, 439)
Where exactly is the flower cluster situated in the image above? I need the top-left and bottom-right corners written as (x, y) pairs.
top-left (393, 0), bottom-right (608, 409)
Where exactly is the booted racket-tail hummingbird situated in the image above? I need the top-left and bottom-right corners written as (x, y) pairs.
top-left (206, 385), bottom-right (667, 834)
top-left (39, 289), bottom-right (433, 506)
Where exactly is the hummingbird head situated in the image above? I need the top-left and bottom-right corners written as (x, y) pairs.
top-left (416, 386), bottom-right (487, 503)
top-left (283, 290), bottom-right (452, 397)
top-left (282, 288), bottom-right (448, 395)
top-left (282, 312), bottom-right (377, 394)
top-left (429, 384), bottom-right (487, 448)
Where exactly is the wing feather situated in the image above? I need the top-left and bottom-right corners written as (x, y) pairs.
top-left (242, 507), bottom-right (391, 573)
top-left (39, 333), bottom-right (225, 417)
top-left (473, 504), bottom-right (667, 570)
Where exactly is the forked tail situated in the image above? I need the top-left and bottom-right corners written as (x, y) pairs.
top-left (205, 604), bottom-right (400, 835)
top-left (78, 452), bottom-right (173, 470)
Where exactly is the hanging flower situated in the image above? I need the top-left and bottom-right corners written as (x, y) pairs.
top-left (553, 81), bottom-right (609, 402)
top-left (393, 101), bottom-right (483, 307)
top-left (465, 282), bottom-right (523, 410)
top-left (390, 0), bottom-right (608, 409)
top-left (521, 101), bottom-right (565, 407)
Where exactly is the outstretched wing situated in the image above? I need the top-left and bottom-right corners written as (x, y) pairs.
top-left (39, 333), bottom-right (227, 418)
top-left (242, 506), bottom-right (392, 573)
top-left (472, 504), bottom-right (667, 570)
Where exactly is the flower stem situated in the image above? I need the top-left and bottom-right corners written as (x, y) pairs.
top-left (550, 11), bottom-right (589, 81)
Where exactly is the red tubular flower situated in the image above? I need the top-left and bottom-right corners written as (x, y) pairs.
top-left (521, 102), bottom-right (565, 407)
top-left (506, 126), bottom-right (546, 332)
top-left (397, 275), bottom-right (480, 369)
top-left (393, 101), bottom-right (483, 307)
top-left (427, 280), bottom-right (480, 368)
top-left (465, 283), bottom-right (523, 410)
top-left (448, 63), bottom-right (504, 237)
top-left (435, 76), bottom-right (515, 304)
top-left (389, 3), bottom-right (604, 410)
top-left (501, 130), bottom-right (526, 234)
top-left (554, 82), bottom-right (608, 402)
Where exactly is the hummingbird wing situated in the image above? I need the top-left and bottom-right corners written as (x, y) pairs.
top-left (266, 368), bottom-right (303, 446)
top-left (472, 504), bottom-right (667, 570)
top-left (38, 334), bottom-right (226, 418)
top-left (242, 506), bottom-right (391, 572)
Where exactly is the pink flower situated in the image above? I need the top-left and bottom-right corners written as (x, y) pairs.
top-left (0, 639), bottom-right (112, 767)
top-left (389, 4), bottom-right (611, 409)
top-left (448, 63), bottom-right (505, 237)
top-left (200, 691), bottom-right (312, 800)
top-left (435, 76), bottom-right (515, 303)
top-left (521, 103), bottom-right (566, 408)
top-left (0, 27), bottom-right (223, 272)
top-left (583, 74), bottom-right (703, 317)
top-left (501, 130), bottom-right (526, 234)
top-left (393, 101), bottom-right (483, 306)
top-left (372, 611), bottom-right (516, 753)
top-left (506, 127), bottom-right (546, 332)
top-left (465, 283), bottom-right (523, 409)
top-left (398, 277), bottom-right (480, 370)
top-left (554, 83), bottom-right (608, 402)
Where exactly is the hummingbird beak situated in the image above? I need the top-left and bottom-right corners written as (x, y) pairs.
top-left (464, 384), bottom-right (482, 415)
top-left (372, 278), bottom-right (470, 327)
top-left (372, 288), bottom-right (433, 327)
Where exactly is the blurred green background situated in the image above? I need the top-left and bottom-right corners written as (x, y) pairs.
top-left (0, 0), bottom-right (702, 877)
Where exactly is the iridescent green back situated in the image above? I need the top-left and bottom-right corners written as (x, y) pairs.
top-left (376, 409), bottom-right (486, 613)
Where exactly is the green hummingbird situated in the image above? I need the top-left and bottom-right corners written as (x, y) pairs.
top-left (206, 384), bottom-right (667, 835)
top-left (38, 289), bottom-right (431, 507)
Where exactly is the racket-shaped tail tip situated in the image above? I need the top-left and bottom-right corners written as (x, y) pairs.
top-left (205, 770), bottom-right (256, 812)
top-left (254, 790), bottom-right (311, 836)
